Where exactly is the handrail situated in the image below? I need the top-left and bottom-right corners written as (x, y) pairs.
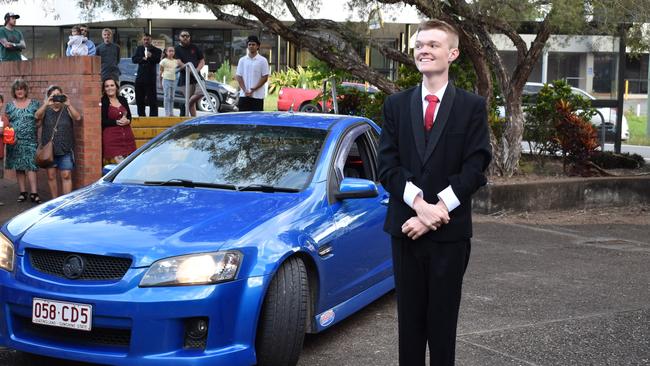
top-left (182, 62), bottom-right (217, 115)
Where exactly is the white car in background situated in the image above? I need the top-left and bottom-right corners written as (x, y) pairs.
top-left (499, 82), bottom-right (630, 141)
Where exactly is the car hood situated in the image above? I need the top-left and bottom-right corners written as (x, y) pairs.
top-left (12, 183), bottom-right (302, 267)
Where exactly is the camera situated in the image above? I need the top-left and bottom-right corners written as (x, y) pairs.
top-left (52, 94), bottom-right (67, 103)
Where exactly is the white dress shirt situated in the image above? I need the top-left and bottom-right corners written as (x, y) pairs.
top-left (402, 82), bottom-right (461, 212)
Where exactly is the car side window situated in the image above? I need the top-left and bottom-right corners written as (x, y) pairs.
top-left (334, 129), bottom-right (376, 182)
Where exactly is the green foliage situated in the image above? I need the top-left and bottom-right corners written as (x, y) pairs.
top-left (267, 66), bottom-right (323, 94)
top-left (523, 80), bottom-right (596, 164)
top-left (589, 151), bottom-right (645, 169)
top-left (214, 60), bottom-right (232, 83)
top-left (396, 65), bottom-right (420, 90)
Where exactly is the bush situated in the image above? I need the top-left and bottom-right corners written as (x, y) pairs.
top-left (589, 151), bottom-right (645, 169)
top-left (554, 100), bottom-right (599, 176)
top-left (524, 80), bottom-right (596, 165)
top-left (268, 66), bottom-right (323, 94)
top-left (214, 60), bottom-right (232, 83)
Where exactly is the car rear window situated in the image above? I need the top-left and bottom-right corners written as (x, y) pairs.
top-left (112, 124), bottom-right (327, 191)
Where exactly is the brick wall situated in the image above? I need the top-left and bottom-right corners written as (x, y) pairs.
top-left (0, 57), bottom-right (102, 190)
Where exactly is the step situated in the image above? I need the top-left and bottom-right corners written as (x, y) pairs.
top-left (131, 116), bottom-right (189, 128)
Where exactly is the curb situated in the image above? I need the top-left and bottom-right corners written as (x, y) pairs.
top-left (472, 176), bottom-right (650, 214)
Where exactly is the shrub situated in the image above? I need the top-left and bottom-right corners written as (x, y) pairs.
top-left (589, 151), bottom-right (645, 169)
top-left (214, 60), bottom-right (232, 83)
top-left (268, 66), bottom-right (323, 94)
top-left (554, 100), bottom-right (599, 176)
top-left (524, 80), bottom-right (596, 165)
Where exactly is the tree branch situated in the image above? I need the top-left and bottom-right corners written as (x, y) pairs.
top-left (283, 0), bottom-right (303, 21)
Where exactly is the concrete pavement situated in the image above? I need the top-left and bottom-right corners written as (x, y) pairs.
top-left (0, 177), bottom-right (648, 365)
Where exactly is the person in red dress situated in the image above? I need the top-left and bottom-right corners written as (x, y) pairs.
top-left (101, 78), bottom-right (136, 165)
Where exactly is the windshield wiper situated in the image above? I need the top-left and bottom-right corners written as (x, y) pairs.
top-left (236, 184), bottom-right (300, 193)
top-left (143, 179), bottom-right (238, 190)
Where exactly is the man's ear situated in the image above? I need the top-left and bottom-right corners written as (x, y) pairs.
top-left (448, 48), bottom-right (460, 63)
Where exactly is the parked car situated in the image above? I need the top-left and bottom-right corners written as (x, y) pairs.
top-left (278, 82), bottom-right (379, 113)
top-left (0, 112), bottom-right (392, 365)
top-left (118, 58), bottom-right (239, 113)
top-left (498, 82), bottom-right (629, 141)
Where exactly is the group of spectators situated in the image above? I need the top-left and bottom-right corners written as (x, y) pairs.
top-left (0, 80), bottom-right (82, 205)
top-left (0, 12), bottom-right (271, 206)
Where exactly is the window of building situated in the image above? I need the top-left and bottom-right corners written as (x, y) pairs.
top-left (625, 54), bottom-right (648, 94)
top-left (593, 53), bottom-right (617, 94)
top-left (547, 53), bottom-right (582, 87)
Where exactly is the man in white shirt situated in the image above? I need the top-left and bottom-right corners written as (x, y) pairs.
top-left (235, 35), bottom-right (269, 111)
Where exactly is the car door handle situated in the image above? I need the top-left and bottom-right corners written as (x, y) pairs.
top-left (380, 195), bottom-right (389, 206)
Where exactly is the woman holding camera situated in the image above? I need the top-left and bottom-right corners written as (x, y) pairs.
top-left (4, 79), bottom-right (41, 203)
top-left (34, 86), bottom-right (82, 198)
top-left (101, 78), bottom-right (136, 165)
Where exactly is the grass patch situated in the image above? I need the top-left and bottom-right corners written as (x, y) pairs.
top-left (625, 113), bottom-right (650, 146)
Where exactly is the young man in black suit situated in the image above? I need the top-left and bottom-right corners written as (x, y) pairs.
top-left (378, 19), bottom-right (492, 365)
top-left (132, 33), bottom-right (162, 117)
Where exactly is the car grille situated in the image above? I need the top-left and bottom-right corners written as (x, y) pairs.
top-left (14, 315), bottom-right (131, 348)
top-left (28, 249), bottom-right (132, 280)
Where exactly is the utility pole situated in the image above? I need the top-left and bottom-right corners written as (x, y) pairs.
top-left (647, 53), bottom-right (650, 136)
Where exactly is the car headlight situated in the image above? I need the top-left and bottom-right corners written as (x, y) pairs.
top-left (140, 251), bottom-right (242, 287)
top-left (222, 84), bottom-right (237, 94)
top-left (0, 233), bottom-right (15, 272)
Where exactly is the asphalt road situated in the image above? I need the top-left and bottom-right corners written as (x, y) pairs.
top-left (1, 209), bottom-right (648, 366)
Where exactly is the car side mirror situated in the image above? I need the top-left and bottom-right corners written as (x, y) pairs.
top-left (102, 164), bottom-right (117, 176)
top-left (335, 177), bottom-right (378, 200)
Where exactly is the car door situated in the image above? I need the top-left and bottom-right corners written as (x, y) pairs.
top-left (318, 124), bottom-right (391, 310)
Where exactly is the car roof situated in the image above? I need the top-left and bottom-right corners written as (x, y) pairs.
top-left (184, 111), bottom-right (372, 131)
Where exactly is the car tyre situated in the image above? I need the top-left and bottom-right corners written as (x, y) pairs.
top-left (119, 84), bottom-right (136, 105)
top-left (299, 103), bottom-right (320, 113)
top-left (256, 257), bottom-right (309, 366)
top-left (198, 92), bottom-right (220, 112)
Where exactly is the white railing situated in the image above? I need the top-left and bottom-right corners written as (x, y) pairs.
top-left (182, 62), bottom-right (217, 115)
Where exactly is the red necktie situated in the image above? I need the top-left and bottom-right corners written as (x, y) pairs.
top-left (424, 95), bottom-right (439, 132)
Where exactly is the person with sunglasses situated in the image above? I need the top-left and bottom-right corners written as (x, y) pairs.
top-left (174, 30), bottom-right (204, 117)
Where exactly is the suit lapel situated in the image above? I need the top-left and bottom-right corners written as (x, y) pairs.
top-left (409, 86), bottom-right (426, 163)
top-left (423, 83), bottom-right (456, 164)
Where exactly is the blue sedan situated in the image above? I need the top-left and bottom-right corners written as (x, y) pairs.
top-left (0, 112), bottom-right (393, 365)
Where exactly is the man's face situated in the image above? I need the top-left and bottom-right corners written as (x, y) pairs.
top-left (247, 42), bottom-right (260, 55)
top-left (142, 36), bottom-right (151, 47)
top-left (6, 16), bottom-right (16, 27)
top-left (414, 28), bottom-right (459, 77)
top-left (179, 32), bottom-right (190, 46)
top-left (80, 27), bottom-right (89, 37)
top-left (102, 31), bottom-right (112, 44)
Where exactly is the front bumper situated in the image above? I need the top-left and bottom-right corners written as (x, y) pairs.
top-left (0, 254), bottom-right (268, 366)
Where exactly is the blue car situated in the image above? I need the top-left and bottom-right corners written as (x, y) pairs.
top-left (0, 112), bottom-right (393, 365)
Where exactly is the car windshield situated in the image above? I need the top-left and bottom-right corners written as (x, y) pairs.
top-left (111, 124), bottom-right (327, 191)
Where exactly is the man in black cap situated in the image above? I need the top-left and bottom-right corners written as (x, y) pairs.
top-left (0, 12), bottom-right (26, 61)
top-left (235, 35), bottom-right (269, 111)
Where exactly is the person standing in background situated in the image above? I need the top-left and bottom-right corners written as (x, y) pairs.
top-left (159, 46), bottom-right (182, 117)
top-left (235, 35), bottom-right (269, 112)
top-left (0, 12), bottom-right (26, 62)
top-left (132, 33), bottom-right (162, 117)
top-left (96, 28), bottom-right (121, 82)
top-left (4, 79), bottom-right (42, 204)
top-left (174, 30), bottom-right (204, 117)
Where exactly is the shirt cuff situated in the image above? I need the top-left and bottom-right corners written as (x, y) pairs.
top-left (403, 181), bottom-right (423, 209)
top-left (437, 185), bottom-right (460, 212)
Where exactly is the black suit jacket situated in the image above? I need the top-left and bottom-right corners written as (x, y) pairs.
top-left (132, 45), bottom-right (162, 84)
top-left (378, 83), bottom-right (492, 241)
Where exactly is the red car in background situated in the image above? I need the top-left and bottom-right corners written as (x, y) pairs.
top-left (277, 82), bottom-right (379, 112)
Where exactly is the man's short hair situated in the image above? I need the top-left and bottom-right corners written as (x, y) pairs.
top-left (417, 19), bottom-right (459, 49)
top-left (246, 35), bottom-right (261, 46)
top-left (143, 33), bottom-right (151, 38)
top-left (11, 79), bottom-right (29, 98)
top-left (102, 28), bottom-right (113, 35)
